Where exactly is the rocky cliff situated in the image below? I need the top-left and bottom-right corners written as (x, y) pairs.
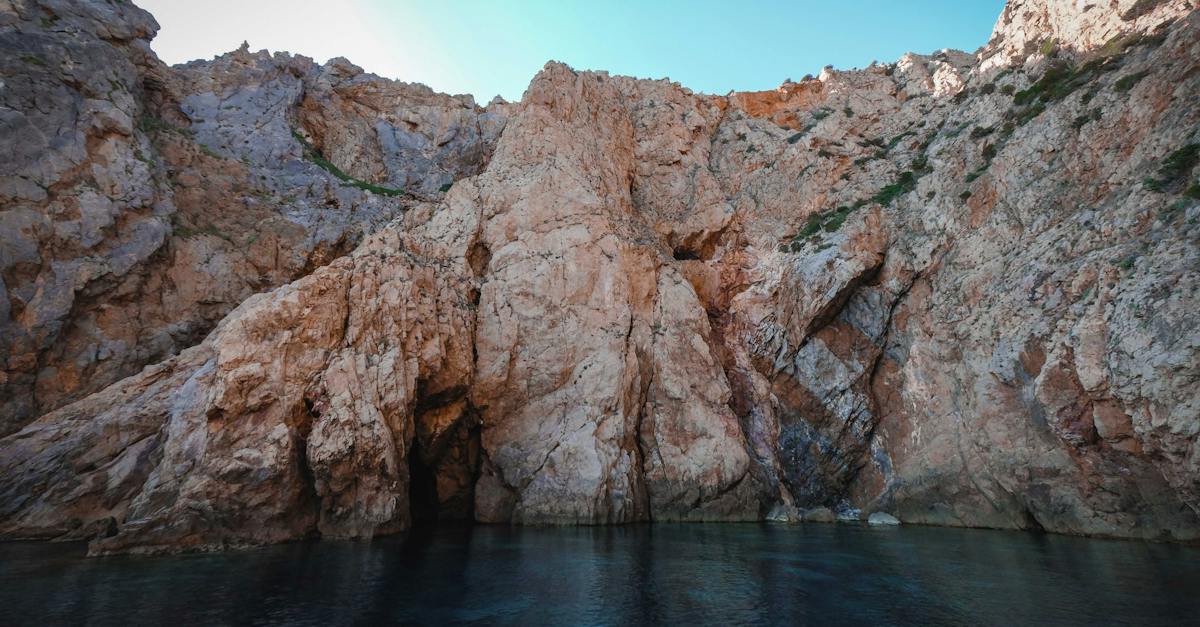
top-left (1, 0), bottom-right (1198, 554)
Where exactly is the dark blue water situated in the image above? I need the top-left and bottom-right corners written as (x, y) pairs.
top-left (2, 523), bottom-right (1198, 626)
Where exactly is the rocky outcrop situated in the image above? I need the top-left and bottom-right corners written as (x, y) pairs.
top-left (0, 1), bottom-right (505, 435)
top-left (980, 0), bottom-right (1195, 69)
top-left (1, 0), bottom-right (1198, 553)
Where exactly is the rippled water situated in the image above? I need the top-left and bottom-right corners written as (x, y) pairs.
top-left (2, 523), bottom-right (1198, 626)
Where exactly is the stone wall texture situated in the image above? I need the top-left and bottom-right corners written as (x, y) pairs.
top-left (1, 0), bottom-right (1198, 553)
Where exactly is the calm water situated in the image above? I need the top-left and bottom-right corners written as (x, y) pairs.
top-left (2, 523), bottom-right (1198, 626)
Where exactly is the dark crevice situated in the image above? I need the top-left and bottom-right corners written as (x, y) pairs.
top-left (408, 438), bottom-right (440, 527)
top-left (295, 393), bottom-right (322, 538)
top-left (467, 240), bottom-right (492, 278)
top-left (672, 246), bottom-right (701, 261)
top-left (409, 394), bottom-right (482, 525)
top-left (413, 384), bottom-right (468, 416)
top-left (1022, 504), bottom-right (1047, 533)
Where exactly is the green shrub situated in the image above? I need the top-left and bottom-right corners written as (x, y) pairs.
top-left (796, 212), bottom-right (826, 240)
top-left (970, 125), bottom-right (994, 139)
top-left (1012, 58), bottom-right (1120, 112)
top-left (1008, 101), bottom-right (1046, 127)
top-left (1158, 144), bottom-right (1199, 182)
top-left (785, 201), bottom-right (867, 253)
top-left (1143, 144), bottom-right (1199, 193)
top-left (1160, 199), bottom-right (1189, 220)
top-left (872, 171), bottom-right (917, 206)
top-left (822, 205), bottom-right (854, 232)
top-left (1114, 70), bottom-right (1151, 92)
top-left (887, 131), bottom-right (916, 150)
top-left (139, 115), bottom-right (196, 138)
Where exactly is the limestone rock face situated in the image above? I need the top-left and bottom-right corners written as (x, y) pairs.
top-left (1, 0), bottom-right (1199, 553)
top-left (981, 0), bottom-right (1195, 69)
top-left (0, 1), bottom-right (505, 435)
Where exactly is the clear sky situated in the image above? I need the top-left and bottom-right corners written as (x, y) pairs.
top-left (139, 0), bottom-right (1007, 103)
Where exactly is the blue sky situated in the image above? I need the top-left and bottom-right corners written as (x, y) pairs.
top-left (142, 0), bottom-right (1007, 102)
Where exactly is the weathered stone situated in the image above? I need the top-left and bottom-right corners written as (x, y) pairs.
top-left (1, 0), bottom-right (1198, 554)
top-left (0, 2), bottom-right (506, 434)
top-left (802, 507), bottom-right (837, 523)
top-left (868, 512), bottom-right (901, 526)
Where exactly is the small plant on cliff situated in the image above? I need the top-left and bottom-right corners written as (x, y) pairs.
top-left (138, 114), bottom-right (195, 138)
top-left (1071, 109), bottom-right (1103, 130)
top-left (886, 131), bottom-right (916, 151)
top-left (969, 125), bottom-right (994, 140)
top-left (1113, 70), bottom-right (1151, 92)
top-left (292, 129), bottom-right (406, 197)
top-left (1007, 57), bottom-right (1120, 131)
top-left (785, 204), bottom-right (859, 253)
top-left (1143, 143), bottom-right (1200, 194)
top-left (198, 144), bottom-right (223, 160)
top-left (872, 171), bottom-right (918, 206)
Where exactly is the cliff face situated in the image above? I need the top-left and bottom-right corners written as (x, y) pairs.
top-left (0, 0), bottom-right (505, 435)
top-left (1, 0), bottom-right (1197, 553)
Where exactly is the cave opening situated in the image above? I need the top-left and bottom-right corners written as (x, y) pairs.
top-left (672, 246), bottom-right (702, 261)
top-left (408, 446), bottom-right (440, 526)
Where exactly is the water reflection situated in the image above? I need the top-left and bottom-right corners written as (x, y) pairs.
top-left (2, 523), bottom-right (1197, 626)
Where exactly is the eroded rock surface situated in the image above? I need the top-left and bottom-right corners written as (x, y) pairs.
top-left (0, 1), bottom-right (505, 434)
top-left (1, 0), bottom-right (1198, 553)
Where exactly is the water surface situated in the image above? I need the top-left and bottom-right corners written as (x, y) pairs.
top-left (2, 523), bottom-right (1197, 626)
